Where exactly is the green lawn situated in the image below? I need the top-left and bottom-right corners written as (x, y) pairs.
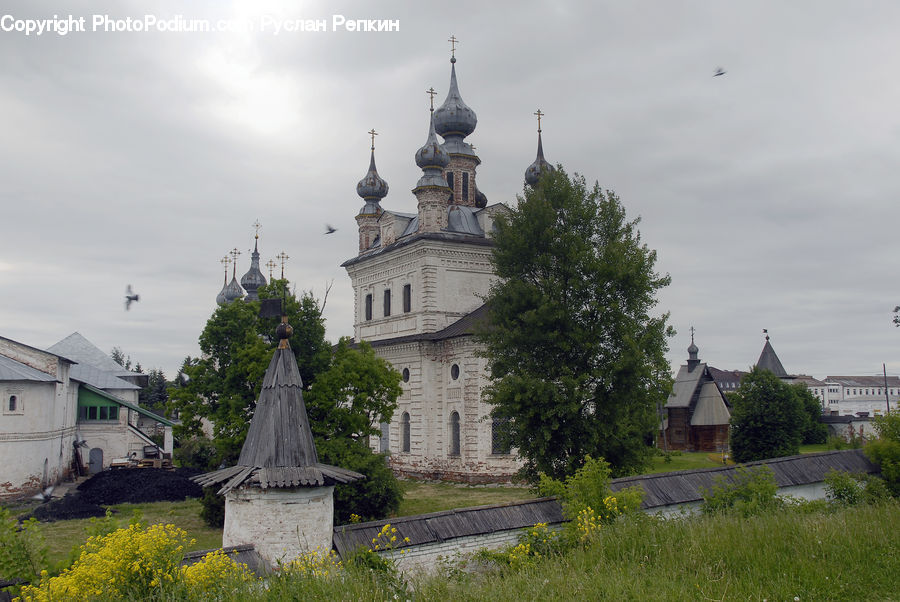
top-left (397, 481), bottom-right (534, 516)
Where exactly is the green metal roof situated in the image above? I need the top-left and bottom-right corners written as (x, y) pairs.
top-left (80, 383), bottom-right (175, 427)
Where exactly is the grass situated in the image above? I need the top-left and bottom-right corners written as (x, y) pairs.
top-left (397, 481), bottom-right (534, 516)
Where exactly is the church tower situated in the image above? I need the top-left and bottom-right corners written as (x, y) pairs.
top-left (414, 101), bottom-right (453, 233)
top-left (355, 130), bottom-right (388, 254)
top-left (240, 222), bottom-right (267, 301)
top-left (524, 109), bottom-right (554, 186)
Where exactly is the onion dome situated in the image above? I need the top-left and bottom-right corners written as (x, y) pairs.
top-left (433, 57), bottom-right (477, 155)
top-left (415, 113), bottom-right (452, 189)
top-left (524, 130), bottom-right (554, 186)
top-left (216, 283), bottom-right (227, 306)
top-left (223, 277), bottom-right (244, 303)
top-left (240, 236), bottom-right (267, 301)
top-left (686, 331), bottom-right (700, 371)
top-left (356, 148), bottom-right (389, 212)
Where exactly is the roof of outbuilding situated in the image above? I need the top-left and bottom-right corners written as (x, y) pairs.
top-left (80, 384), bottom-right (175, 426)
top-left (193, 337), bottom-right (363, 495)
top-left (0, 354), bottom-right (57, 382)
top-left (48, 332), bottom-right (137, 378)
top-left (609, 449), bottom-right (876, 508)
top-left (332, 497), bottom-right (564, 559)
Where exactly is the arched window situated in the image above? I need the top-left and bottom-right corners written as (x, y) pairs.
top-left (379, 422), bottom-right (390, 453)
top-left (449, 411), bottom-right (460, 456)
top-left (365, 294), bottom-right (373, 321)
top-left (492, 417), bottom-right (511, 455)
top-left (8, 395), bottom-right (16, 412)
top-left (401, 412), bottom-right (411, 453)
top-left (450, 364), bottom-right (460, 380)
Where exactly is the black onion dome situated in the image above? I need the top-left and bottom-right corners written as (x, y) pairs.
top-left (433, 59), bottom-right (477, 139)
top-left (356, 149), bottom-right (389, 201)
top-left (524, 131), bottom-right (554, 186)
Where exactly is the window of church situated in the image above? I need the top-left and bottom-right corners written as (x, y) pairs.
top-left (451, 364), bottom-right (460, 380)
top-left (462, 172), bottom-right (469, 201)
top-left (491, 417), bottom-right (511, 455)
top-left (8, 395), bottom-right (16, 412)
top-left (446, 171), bottom-right (454, 190)
top-left (450, 411), bottom-right (460, 456)
top-left (401, 412), bottom-right (410, 452)
top-left (402, 368), bottom-right (410, 382)
top-left (403, 284), bottom-right (411, 313)
top-left (365, 294), bottom-right (372, 321)
top-left (384, 289), bottom-right (391, 317)
top-left (379, 422), bottom-right (390, 453)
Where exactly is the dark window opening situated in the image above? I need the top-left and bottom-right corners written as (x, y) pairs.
top-left (88, 406), bottom-right (98, 420)
top-left (492, 417), bottom-right (512, 455)
top-left (383, 289), bottom-right (391, 317)
top-left (99, 406), bottom-right (109, 420)
top-left (403, 284), bottom-right (411, 313)
top-left (462, 172), bottom-right (469, 201)
top-left (450, 411), bottom-right (460, 456)
top-left (402, 368), bottom-right (410, 382)
top-left (8, 395), bottom-right (16, 412)
top-left (365, 294), bottom-right (372, 321)
top-left (451, 364), bottom-right (460, 380)
top-left (79, 406), bottom-right (87, 420)
top-left (446, 171), bottom-right (454, 190)
top-left (401, 412), bottom-right (411, 452)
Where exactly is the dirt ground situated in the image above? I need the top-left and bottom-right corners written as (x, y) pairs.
top-left (27, 468), bottom-right (202, 522)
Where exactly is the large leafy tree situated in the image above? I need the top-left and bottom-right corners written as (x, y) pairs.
top-left (730, 367), bottom-right (805, 462)
top-left (480, 167), bottom-right (673, 481)
top-left (168, 280), bottom-right (402, 522)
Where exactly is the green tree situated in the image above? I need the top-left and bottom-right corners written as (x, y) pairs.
top-left (480, 167), bottom-right (673, 481)
top-left (139, 368), bottom-right (169, 416)
top-left (866, 410), bottom-right (900, 496)
top-left (794, 383), bottom-right (827, 444)
top-left (729, 367), bottom-right (805, 462)
top-left (168, 279), bottom-right (402, 523)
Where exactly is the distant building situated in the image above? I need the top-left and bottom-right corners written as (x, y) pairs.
top-left (0, 333), bottom-right (173, 500)
top-left (659, 338), bottom-right (731, 452)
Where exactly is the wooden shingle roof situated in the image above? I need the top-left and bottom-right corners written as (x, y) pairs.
top-left (193, 336), bottom-right (362, 495)
top-left (332, 497), bottom-right (564, 558)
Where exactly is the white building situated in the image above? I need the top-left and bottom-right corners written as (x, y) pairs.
top-left (0, 333), bottom-right (173, 500)
top-left (342, 50), bottom-right (552, 482)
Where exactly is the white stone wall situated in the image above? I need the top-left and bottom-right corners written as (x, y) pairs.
top-left (384, 528), bottom-right (525, 574)
top-left (224, 486), bottom-right (334, 567)
top-left (0, 343), bottom-right (76, 499)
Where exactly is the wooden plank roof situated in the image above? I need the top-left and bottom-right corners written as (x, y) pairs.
top-left (609, 449), bottom-right (876, 508)
top-left (332, 497), bottom-right (564, 558)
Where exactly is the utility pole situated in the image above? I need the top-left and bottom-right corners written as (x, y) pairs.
top-left (884, 364), bottom-right (891, 414)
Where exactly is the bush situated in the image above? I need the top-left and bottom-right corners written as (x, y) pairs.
top-left (866, 410), bottom-right (900, 496)
top-left (173, 436), bottom-right (218, 470)
top-left (729, 368), bottom-right (805, 462)
top-left (824, 470), bottom-right (890, 505)
top-left (701, 465), bottom-right (780, 517)
top-left (319, 439), bottom-right (402, 524)
top-left (199, 487), bottom-right (225, 528)
top-left (0, 509), bottom-right (47, 588)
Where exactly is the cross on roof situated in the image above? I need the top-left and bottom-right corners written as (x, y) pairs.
top-left (252, 220), bottom-right (261, 239)
top-left (426, 87), bottom-right (437, 111)
top-left (220, 255), bottom-right (232, 273)
top-left (368, 128), bottom-right (377, 151)
top-left (230, 248), bottom-right (241, 277)
top-left (534, 109), bottom-right (544, 133)
top-left (448, 35), bottom-right (458, 58)
top-left (265, 259), bottom-right (276, 280)
top-left (690, 326), bottom-right (695, 344)
top-left (277, 251), bottom-right (289, 279)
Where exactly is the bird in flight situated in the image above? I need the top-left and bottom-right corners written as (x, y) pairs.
top-left (125, 285), bottom-right (140, 310)
top-left (713, 67), bottom-right (726, 77)
top-left (324, 224), bottom-right (337, 235)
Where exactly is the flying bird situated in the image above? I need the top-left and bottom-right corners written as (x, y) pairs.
top-left (124, 285), bottom-right (140, 310)
top-left (32, 485), bottom-right (55, 503)
top-left (713, 67), bottom-right (726, 77)
top-left (324, 224), bottom-right (337, 235)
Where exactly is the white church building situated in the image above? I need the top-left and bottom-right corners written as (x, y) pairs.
top-left (341, 48), bottom-right (553, 482)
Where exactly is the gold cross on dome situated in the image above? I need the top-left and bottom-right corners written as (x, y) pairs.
top-left (266, 259), bottom-right (276, 279)
top-left (220, 255), bottom-right (231, 272)
top-left (426, 87), bottom-right (437, 111)
top-left (368, 129), bottom-right (377, 151)
top-left (448, 35), bottom-right (458, 58)
top-left (229, 248), bottom-right (241, 277)
top-left (534, 109), bottom-right (544, 133)
top-left (252, 220), bottom-right (261, 239)
top-left (277, 251), bottom-right (289, 279)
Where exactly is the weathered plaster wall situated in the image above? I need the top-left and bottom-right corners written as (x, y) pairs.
top-left (224, 486), bottom-right (334, 566)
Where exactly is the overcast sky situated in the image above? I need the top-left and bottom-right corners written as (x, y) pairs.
top-left (2, 0), bottom-right (898, 381)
